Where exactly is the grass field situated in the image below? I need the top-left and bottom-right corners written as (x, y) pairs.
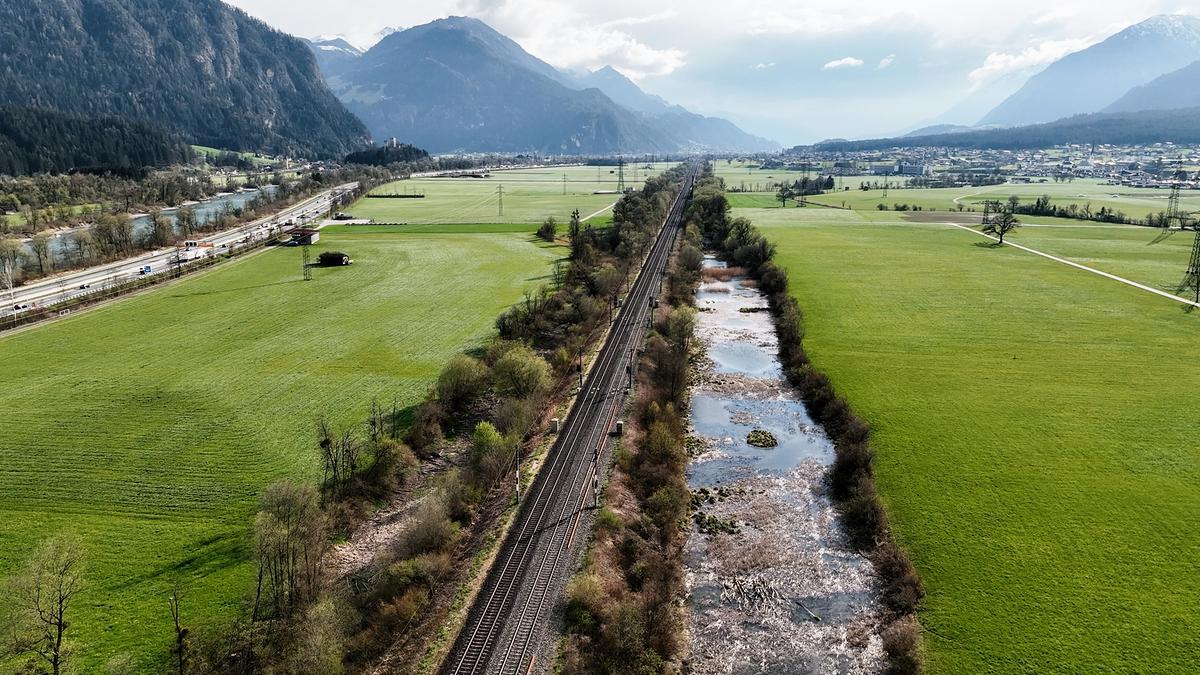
top-left (0, 227), bottom-right (560, 670)
top-left (742, 205), bottom-right (1200, 671)
top-left (713, 160), bottom-right (1200, 222)
top-left (191, 145), bottom-right (277, 167)
top-left (348, 164), bottom-right (672, 226)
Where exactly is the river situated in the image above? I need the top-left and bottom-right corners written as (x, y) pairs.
top-left (31, 186), bottom-right (278, 265)
top-left (684, 256), bottom-right (884, 674)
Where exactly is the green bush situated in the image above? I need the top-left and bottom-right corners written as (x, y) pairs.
top-left (406, 400), bottom-right (443, 452)
top-left (537, 216), bottom-right (557, 242)
top-left (493, 397), bottom-right (534, 437)
top-left (471, 421), bottom-right (516, 486)
top-left (435, 355), bottom-right (489, 410)
top-left (595, 507), bottom-right (621, 532)
top-left (564, 572), bottom-right (605, 636)
top-left (492, 345), bottom-right (551, 399)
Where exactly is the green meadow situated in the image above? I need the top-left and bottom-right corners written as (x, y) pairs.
top-left (741, 203), bottom-right (1200, 671)
top-left (714, 160), bottom-right (1200, 222)
top-left (349, 164), bottom-right (673, 226)
top-left (0, 227), bottom-right (560, 670)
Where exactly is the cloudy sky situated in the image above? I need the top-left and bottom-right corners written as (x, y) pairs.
top-left (226, 0), bottom-right (1199, 145)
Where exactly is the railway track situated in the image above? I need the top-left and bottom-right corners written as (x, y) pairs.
top-left (442, 170), bottom-right (696, 675)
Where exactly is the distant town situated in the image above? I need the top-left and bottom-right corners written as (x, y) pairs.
top-left (770, 143), bottom-right (1200, 188)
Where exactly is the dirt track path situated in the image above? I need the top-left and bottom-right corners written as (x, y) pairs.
top-left (943, 221), bottom-right (1200, 309)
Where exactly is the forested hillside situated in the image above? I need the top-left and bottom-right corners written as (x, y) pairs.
top-left (0, 106), bottom-right (191, 176)
top-left (0, 0), bottom-right (370, 158)
top-left (812, 107), bottom-right (1200, 151)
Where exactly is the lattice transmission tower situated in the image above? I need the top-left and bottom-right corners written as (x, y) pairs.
top-left (1183, 231), bottom-right (1200, 303)
top-left (1166, 184), bottom-right (1185, 229)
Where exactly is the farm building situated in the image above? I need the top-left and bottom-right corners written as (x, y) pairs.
top-left (291, 228), bottom-right (320, 245)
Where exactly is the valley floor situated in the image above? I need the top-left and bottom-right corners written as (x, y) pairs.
top-left (0, 226), bottom-right (559, 670)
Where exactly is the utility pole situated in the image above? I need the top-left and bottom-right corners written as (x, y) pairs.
top-left (514, 443), bottom-right (521, 504)
top-left (563, 174), bottom-right (567, 196)
top-left (497, 185), bottom-right (504, 218)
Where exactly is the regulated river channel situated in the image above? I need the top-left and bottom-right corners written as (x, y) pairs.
top-left (684, 256), bottom-right (884, 674)
top-left (31, 186), bottom-right (278, 265)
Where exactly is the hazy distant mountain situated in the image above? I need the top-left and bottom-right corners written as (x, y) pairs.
top-left (366, 26), bottom-right (401, 49)
top-left (305, 37), bottom-right (364, 80)
top-left (980, 15), bottom-right (1200, 127)
top-left (0, 0), bottom-right (369, 158)
top-left (316, 17), bottom-right (776, 154)
top-left (575, 66), bottom-right (673, 115)
top-left (813, 107), bottom-right (1200, 151)
top-left (905, 124), bottom-right (974, 138)
top-left (570, 67), bottom-right (778, 152)
top-left (1105, 60), bottom-right (1200, 113)
top-left (925, 69), bottom-right (1036, 128)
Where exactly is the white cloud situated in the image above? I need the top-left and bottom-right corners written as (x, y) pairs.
top-left (453, 0), bottom-right (686, 79)
top-left (967, 37), bottom-right (1096, 88)
top-left (753, 62), bottom-right (777, 70)
top-left (823, 57), bottom-right (864, 70)
top-left (878, 54), bottom-right (896, 69)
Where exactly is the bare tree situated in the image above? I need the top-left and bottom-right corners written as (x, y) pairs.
top-left (168, 581), bottom-right (189, 675)
top-left (29, 233), bottom-right (53, 277)
top-left (0, 237), bottom-right (22, 310)
top-left (983, 209), bottom-right (1020, 245)
top-left (2, 534), bottom-right (86, 675)
top-left (316, 418), bottom-right (360, 498)
top-left (252, 481), bottom-right (328, 621)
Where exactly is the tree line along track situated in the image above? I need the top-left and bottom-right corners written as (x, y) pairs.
top-left (441, 170), bottom-right (697, 675)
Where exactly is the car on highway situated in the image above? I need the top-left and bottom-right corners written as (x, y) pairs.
top-left (138, 265), bottom-right (153, 275)
top-left (78, 283), bottom-right (91, 290)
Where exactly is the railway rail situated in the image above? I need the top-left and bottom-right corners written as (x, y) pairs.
top-left (442, 169), bottom-right (697, 675)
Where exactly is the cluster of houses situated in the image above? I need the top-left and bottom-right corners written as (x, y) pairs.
top-left (765, 143), bottom-right (1200, 188)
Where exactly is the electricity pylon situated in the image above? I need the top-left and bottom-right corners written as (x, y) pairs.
top-left (1182, 231), bottom-right (1200, 303)
top-left (1166, 184), bottom-right (1185, 229)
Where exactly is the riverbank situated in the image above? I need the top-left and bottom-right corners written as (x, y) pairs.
top-left (684, 257), bottom-right (885, 673)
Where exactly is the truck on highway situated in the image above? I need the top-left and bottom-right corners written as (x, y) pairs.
top-left (139, 265), bottom-right (153, 275)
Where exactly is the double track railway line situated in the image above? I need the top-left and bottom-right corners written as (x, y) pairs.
top-left (442, 170), bottom-right (696, 675)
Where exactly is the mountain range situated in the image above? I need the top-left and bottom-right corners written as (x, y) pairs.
top-left (0, 0), bottom-right (369, 159)
top-left (978, 14), bottom-right (1200, 127)
top-left (813, 107), bottom-right (1200, 152)
top-left (308, 17), bottom-right (778, 155)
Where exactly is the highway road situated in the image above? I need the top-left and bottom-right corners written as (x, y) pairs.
top-left (2, 183), bottom-right (359, 317)
top-left (441, 169), bottom-right (695, 675)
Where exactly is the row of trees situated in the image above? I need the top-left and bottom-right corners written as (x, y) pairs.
top-left (775, 175), bottom-right (835, 207)
top-left (1000, 193), bottom-right (1134, 225)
